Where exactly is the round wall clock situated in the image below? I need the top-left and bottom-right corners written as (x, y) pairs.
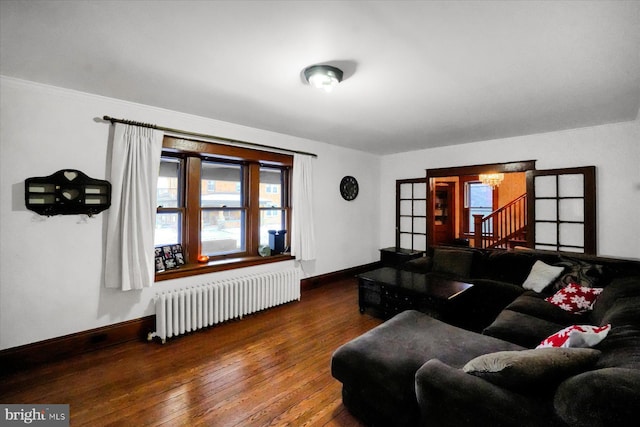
top-left (340, 176), bottom-right (359, 201)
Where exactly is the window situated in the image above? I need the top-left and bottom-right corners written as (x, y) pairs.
top-left (155, 137), bottom-right (293, 278)
top-left (264, 184), bottom-right (279, 194)
top-left (465, 182), bottom-right (494, 233)
top-left (259, 168), bottom-right (287, 247)
top-left (201, 162), bottom-right (244, 255)
top-left (156, 156), bottom-right (182, 246)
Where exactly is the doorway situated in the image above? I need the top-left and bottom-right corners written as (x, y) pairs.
top-left (426, 160), bottom-right (536, 249)
top-left (433, 181), bottom-right (455, 245)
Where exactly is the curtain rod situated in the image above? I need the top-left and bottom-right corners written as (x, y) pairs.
top-left (102, 116), bottom-right (318, 158)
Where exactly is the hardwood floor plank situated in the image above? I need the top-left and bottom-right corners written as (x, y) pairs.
top-left (0, 278), bottom-right (378, 426)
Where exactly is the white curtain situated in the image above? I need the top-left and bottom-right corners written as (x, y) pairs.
top-left (291, 154), bottom-right (316, 261)
top-left (104, 124), bottom-right (164, 290)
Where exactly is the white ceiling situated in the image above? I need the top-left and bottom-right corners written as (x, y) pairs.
top-left (1, 1), bottom-right (639, 155)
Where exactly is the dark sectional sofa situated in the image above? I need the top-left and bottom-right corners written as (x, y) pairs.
top-left (331, 246), bottom-right (640, 426)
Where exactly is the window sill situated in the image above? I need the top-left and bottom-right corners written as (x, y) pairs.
top-left (155, 254), bottom-right (295, 282)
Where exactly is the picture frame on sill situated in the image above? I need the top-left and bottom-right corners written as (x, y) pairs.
top-left (155, 244), bottom-right (184, 271)
top-left (155, 256), bottom-right (165, 273)
top-left (164, 257), bottom-right (177, 269)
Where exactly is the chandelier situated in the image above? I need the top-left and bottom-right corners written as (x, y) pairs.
top-left (479, 173), bottom-right (504, 189)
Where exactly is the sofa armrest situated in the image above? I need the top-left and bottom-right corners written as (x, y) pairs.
top-left (401, 255), bottom-right (433, 273)
top-left (415, 359), bottom-right (558, 427)
top-left (554, 368), bottom-right (640, 427)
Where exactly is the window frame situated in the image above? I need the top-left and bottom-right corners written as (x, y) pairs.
top-left (156, 136), bottom-right (293, 281)
top-left (258, 166), bottom-right (289, 247)
top-left (156, 154), bottom-right (185, 246)
top-left (461, 178), bottom-right (498, 236)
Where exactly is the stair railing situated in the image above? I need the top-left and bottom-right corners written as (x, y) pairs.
top-left (473, 193), bottom-right (527, 249)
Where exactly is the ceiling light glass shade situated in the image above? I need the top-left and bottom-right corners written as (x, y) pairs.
top-left (303, 65), bottom-right (343, 92)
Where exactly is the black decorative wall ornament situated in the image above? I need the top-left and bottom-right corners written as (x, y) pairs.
top-left (25, 169), bottom-right (111, 217)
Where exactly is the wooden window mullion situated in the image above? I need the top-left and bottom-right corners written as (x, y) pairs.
top-left (246, 163), bottom-right (260, 255)
top-left (283, 167), bottom-right (291, 249)
top-left (184, 156), bottom-right (201, 262)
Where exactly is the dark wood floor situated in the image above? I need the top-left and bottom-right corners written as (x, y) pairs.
top-left (0, 278), bottom-right (382, 426)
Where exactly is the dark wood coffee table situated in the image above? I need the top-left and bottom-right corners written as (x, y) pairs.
top-left (357, 267), bottom-right (473, 320)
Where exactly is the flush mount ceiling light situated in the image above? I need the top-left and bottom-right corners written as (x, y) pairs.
top-left (303, 64), bottom-right (343, 92)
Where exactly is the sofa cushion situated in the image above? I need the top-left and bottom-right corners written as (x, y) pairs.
top-left (480, 250), bottom-right (541, 285)
top-left (554, 367), bottom-right (640, 427)
top-left (416, 359), bottom-right (560, 427)
top-left (536, 324), bottom-right (611, 349)
top-left (332, 311), bottom-right (525, 390)
top-left (591, 276), bottom-right (640, 326)
top-left (401, 255), bottom-right (432, 273)
top-left (463, 348), bottom-right (601, 391)
top-left (596, 297), bottom-right (640, 327)
top-left (522, 260), bottom-right (565, 293)
top-left (450, 279), bottom-right (525, 331)
top-left (594, 325), bottom-right (640, 370)
top-left (545, 283), bottom-right (603, 314)
top-left (502, 292), bottom-right (584, 326)
top-left (483, 309), bottom-right (569, 348)
top-left (331, 311), bottom-right (524, 425)
top-left (432, 248), bottom-right (474, 278)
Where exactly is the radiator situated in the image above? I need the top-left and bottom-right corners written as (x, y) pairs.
top-left (148, 268), bottom-right (301, 343)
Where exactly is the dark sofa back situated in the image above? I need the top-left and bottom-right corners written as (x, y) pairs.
top-left (416, 245), bottom-right (640, 288)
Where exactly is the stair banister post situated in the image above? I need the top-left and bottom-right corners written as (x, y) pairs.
top-left (473, 214), bottom-right (484, 248)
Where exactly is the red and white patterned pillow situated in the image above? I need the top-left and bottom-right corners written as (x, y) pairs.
top-left (545, 283), bottom-right (603, 313)
top-left (536, 324), bottom-right (611, 349)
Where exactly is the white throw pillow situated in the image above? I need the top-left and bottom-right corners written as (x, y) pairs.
top-left (522, 260), bottom-right (565, 293)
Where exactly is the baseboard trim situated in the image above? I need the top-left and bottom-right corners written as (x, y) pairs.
top-left (1, 262), bottom-right (379, 375)
top-left (301, 261), bottom-right (380, 291)
top-left (0, 315), bottom-right (155, 376)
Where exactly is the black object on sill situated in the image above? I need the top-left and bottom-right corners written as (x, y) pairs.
top-left (268, 229), bottom-right (287, 254)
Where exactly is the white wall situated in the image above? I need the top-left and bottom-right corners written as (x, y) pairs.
top-left (3, 75), bottom-right (638, 351)
top-left (379, 120), bottom-right (640, 259)
top-left (0, 77), bottom-right (381, 350)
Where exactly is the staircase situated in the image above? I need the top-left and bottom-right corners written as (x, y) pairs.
top-left (473, 194), bottom-right (527, 249)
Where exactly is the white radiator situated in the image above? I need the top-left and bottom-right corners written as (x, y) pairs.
top-left (148, 268), bottom-right (300, 343)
